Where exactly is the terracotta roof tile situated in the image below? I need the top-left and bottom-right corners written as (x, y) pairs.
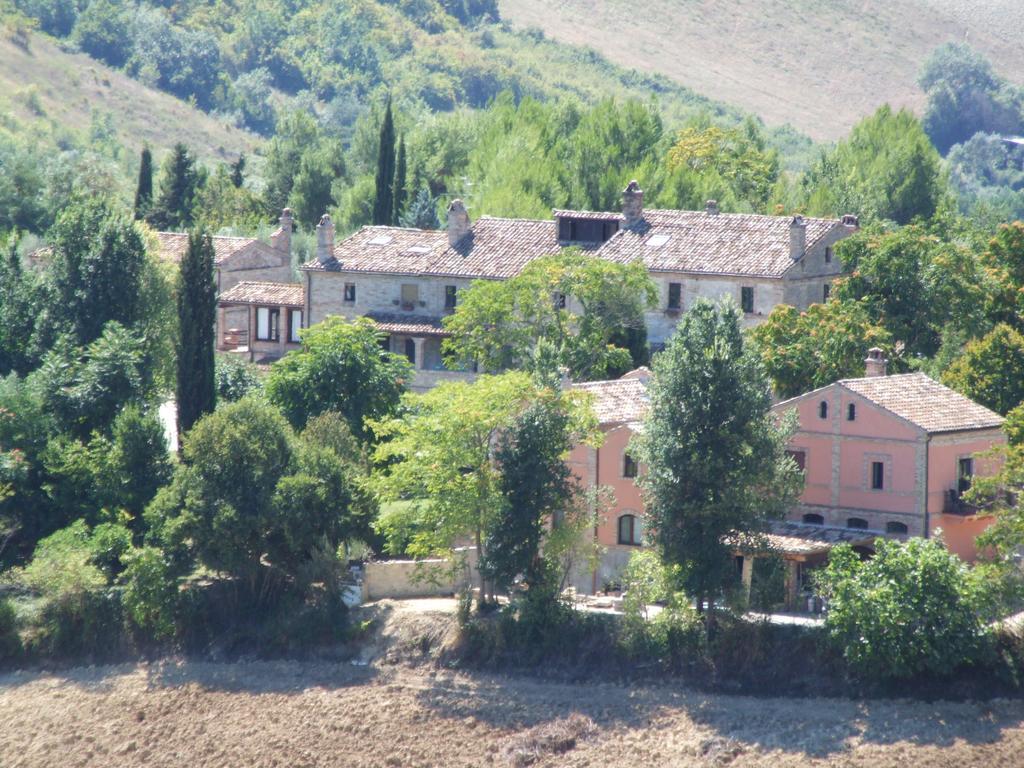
top-left (219, 281), bottom-right (304, 307)
top-left (572, 375), bottom-right (649, 424)
top-left (156, 232), bottom-right (263, 266)
top-left (597, 210), bottom-right (844, 277)
top-left (839, 373), bottom-right (1004, 434)
top-left (552, 209), bottom-right (624, 221)
top-left (730, 521), bottom-right (880, 556)
top-left (365, 312), bottom-right (449, 337)
top-left (302, 209), bottom-right (851, 280)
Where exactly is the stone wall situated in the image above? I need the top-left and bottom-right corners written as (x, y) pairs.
top-left (307, 270), bottom-right (480, 326)
top-left (362, 548), bottom-right (478, 601)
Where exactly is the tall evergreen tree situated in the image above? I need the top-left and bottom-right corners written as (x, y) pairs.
top-left (400, 187), bottom-right (441, 229)
top-left (231, 153), bottom-right (246, 188)
top-left (147, 143), bottom-right (200, 230)
top-left (633, 299), bottom-right (801, 626)
top-left (392, 136), bottom-right (407, 226)
top-left (134, 146), bottom-right (153, 220)
top-left (372, 99), bottom-right (396, 226)
top-left (176, 230), bottom-right (217, 440)
top-left (0, 233), bottom-right (40, 375)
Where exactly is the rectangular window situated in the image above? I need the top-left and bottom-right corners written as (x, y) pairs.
top-left (825, 246), bottom-right (833, 264)
top-left (555, 293), bottom-right (567, 309)
top-left (741, 286), bottom-right (754, 314)
top-left (343, 283), bottom-right (356, 302)
top-left (871, 461), bottom-right (885, 490)
top-left (786, 449), bottom-right (806, 471)
top-left (623, 453), bottom-right (638, 478)
top-left (823, 284), bottom-right (831, 302)
top-left (667, 282), bottom-right (681, 310)
top-left (256, 307), bottom-right (279, 342)
top-left (444, 285), bottom-right (457, 310)
top-left (288, 309), bottom-right (302, 343)
top-left (958, 457), bottom-right (974, 494)
top-left (400, 283), bottom-right (419, 309)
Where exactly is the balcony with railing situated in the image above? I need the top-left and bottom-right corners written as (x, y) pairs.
top-left (943, 487), bottom-right (978, 516)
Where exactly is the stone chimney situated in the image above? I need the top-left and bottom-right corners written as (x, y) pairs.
top-left (864, 347), bottom-right (887, 378)
top-left (273, 207), bottom-right (293, 255)
top-left (622, 180), bottom-right (644, 228)
top-left (316, 213), bottom-right (335, 265)
top-left (447, 199), bottom-right (470, 246)
top-left (841, 214), bottom-right (860, 228)
top-left (789, 215), bottom-right (807, 260)
top-left (705, 200), bottom-right (719, 216)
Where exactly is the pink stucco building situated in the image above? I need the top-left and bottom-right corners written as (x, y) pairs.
top-left (565, 351), bottom-right (1006, 594)
top-left (772, 350), bottom-right (1006, 561)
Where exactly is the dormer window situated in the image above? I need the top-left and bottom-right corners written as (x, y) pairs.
top-left (556, 215), bottom-right (619, 243)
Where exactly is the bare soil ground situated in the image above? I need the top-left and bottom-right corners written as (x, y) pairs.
top-left (2, 600), bottom-right (1024, 767)
top-left (499, 0), bottom-right (1024, 141)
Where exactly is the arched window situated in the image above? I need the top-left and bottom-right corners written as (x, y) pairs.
top-left (802, 513), bottom-right (824, 525)
top-left (618, 514), bottom-right (642, 546)
top-left (847, 403), bottom-right (856, 421)
top-left (404, 338), bottom-right (416, 365)
top-left (886, 521), bottom-right (908, 535)
top-left (846, 517), bottom-right (869, 530)
top-left (819, 401), bottom-right (828, 419)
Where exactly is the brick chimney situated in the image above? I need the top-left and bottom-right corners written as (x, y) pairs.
top-left (705, 200), bottom-right (719, 216)
top-left (273, 207), bottom-right (293, 255)
top-left (864, 347), bottom-right (887, 377)
top-left (789, 215), bottom-right (807, 260)
top-left (622, 180), bottom-right (643, 228)
top-left (447, 199), bottom-right (470, 246)
top-left (316, 213), bottom-right (335, 265)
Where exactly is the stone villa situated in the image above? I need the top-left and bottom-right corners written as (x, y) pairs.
top-left (216, 182), bottom-right (859, 383)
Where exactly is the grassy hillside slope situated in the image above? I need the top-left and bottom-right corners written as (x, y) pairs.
top-left (499, 0), bottom-right (1024, 141)
top-left (0, 31), bottom-right (256, 162)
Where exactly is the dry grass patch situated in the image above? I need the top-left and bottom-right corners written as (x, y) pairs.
top-left (500, 713), bottom-right (597, 766)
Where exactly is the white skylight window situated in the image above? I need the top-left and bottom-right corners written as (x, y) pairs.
top-left (645, 234), bottom-right (671, 248)
top-left (367, 235), bottom-right (393, 246)
top-left (406, 245), bottom-right (431, 254)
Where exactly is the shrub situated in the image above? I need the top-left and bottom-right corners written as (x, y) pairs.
top-left (214, 354), bottom-right (262, 403)
top-left (0, 598), bottom-right (22, 663)
top-left (121, 546), bottom-right (178, 642)
top-left (816, 538), bottom-right (987, 681)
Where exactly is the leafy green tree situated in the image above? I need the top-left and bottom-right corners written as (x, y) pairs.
top-left (752, 300), bottom-right (892, 398)
top-left (919, 44), bottom-right (1023, 155)
top-left (263, 111), bottom-right (322, 213)
top-left (133, 146), bottom-right (153, 221)
top-left (214, 354), bottom-right (262, 403)
top-left (632, 299), bottom-right (801, 625)
top-left (231, 67), bottom-right (277, 135)
top-left (802, 106), bottom-right (946, 224)
top-left (36, 323), bottom-right (154, 439)
top-left (146, 143), bottom-right (201, 231)
top-left (983, 221), bottom-right (1024, 332)
top-left (288, 145), bottom-right (345, 228)
top-left (442, 250), bottom-right (657, 380)
top-left (231, 154), bottom-right (246, 188)
top-left (72, 0), bottom-right (130, 67)
top-left (372, 373), bottom-right (539, 604)
top-left (942, 324), bottom-right (1024, 415)
top-left (176, 231), bottom-right (217, 439)
top-left (664, 119), bottom-right (779, 211)
top-left (392, 136), bottom-right (408, 225)
top-left (479, 389), bottom-right (595, 595)
top-left (834, 223), bottom-right (990, 357)
top-left (400, 187), bottom-right (440, 229)
top-left (43, 198), bottom-right (149, 347)
top-left (265, 316), bottom-right (411, 436)
top-left (372, 98), bottom-right (397, 225)
top-left (0, 234), bottom-right (42, 376)
top-left (146, 397), bottom-right (360, 586)
top-left (816, 538), bottom-right (986, 681)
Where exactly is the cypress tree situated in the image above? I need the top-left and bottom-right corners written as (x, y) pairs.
top-left (372, 98), bottom-right (396, 226)
top-left (133, 146), bottom-right (153, 220)
top-left (231, 153), bottom-right (246, 188)
top-left (147, 143), bottom-right (199, 230)
top-left (392, 136), bottom-right (407, 226)
top-left (176, 229), bottom-right (217, 441)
